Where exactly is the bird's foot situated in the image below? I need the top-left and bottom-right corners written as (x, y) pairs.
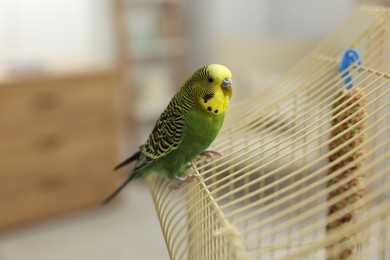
top-left (169, 173), bottom-right (203, 191)
top-left (199, 149), bottom-right (224, 159)
top-left (185, 161), bottom-right (195, 170)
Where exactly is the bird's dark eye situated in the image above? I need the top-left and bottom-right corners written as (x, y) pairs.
top-left (207, 77), bottom-right (214, 83)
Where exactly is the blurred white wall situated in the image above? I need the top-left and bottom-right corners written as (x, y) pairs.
top-left (185, 0), bottom-right (365, 68)
top-left (0, 0), bottom-right (386, 101)
top-left (183, 0), bottom-right (379, 99)
top-left (262, 0), bottom-right (356, 37)
top-left (0, 0), bottom-right (116, 76)
top-left (0, 0), bottom-right (383, 80)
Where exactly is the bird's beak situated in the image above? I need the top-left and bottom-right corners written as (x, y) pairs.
top-left (221, 78), bottom-right (232, 88)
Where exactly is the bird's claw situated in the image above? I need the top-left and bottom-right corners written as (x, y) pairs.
top-left (169, 173), bottom-right (203, 191)
top-left (199, 149), bottom-right (223, 159)
top-left (186, 173), bottom-right (203, 181)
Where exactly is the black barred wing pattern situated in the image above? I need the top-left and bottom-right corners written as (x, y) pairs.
top-left (141, 101), bottom-right (187, 164)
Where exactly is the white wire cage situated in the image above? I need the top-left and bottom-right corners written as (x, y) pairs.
top-left (147, 6), bottom-right (390, 260)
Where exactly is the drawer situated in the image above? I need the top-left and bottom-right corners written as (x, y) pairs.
top-left (0, 75), bottom-right (116, 131)
top-left (0, 121), bottom-right (119, 229)
top-left (0, 156), bottom-right (119, 229)
top-left (0, 116), bottom-right (116, 176)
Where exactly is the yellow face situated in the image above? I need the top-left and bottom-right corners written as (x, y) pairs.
top-left (198, 64), bottom-right (232, 115)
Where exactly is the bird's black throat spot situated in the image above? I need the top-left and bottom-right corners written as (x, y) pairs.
top-left (203, 93), bottom-right (214, 103)
top-left (214, 109), bottom-right (218, 114)
top-left (207, 106), bottom-right (212, 111)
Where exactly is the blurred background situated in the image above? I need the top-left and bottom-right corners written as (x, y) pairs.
top-left (0, 0), bottom-right (387, 259)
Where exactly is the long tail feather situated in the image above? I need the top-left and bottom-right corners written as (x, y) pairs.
top-left (101, 174), bottom-right (136, 205)
top-left (114, 150), bottom-right (141, 171)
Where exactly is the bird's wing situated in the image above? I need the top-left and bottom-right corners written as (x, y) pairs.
top-left (102, 108), bottom-right (184, 204)
top-left (134, 106), bottom-right (186, 172)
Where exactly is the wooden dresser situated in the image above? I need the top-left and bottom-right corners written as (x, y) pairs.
top-left (0, 70), bottom-right (122, 230)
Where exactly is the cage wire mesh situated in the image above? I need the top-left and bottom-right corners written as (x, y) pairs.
top-left (146, 6), bottom-right (390, 260)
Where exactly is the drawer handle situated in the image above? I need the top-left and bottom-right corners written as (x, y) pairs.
top-left (35, 134), bottom-right (64, 152)
top-left (32, 92), bottom-right (61, 111)
top-left (37, 175), bottom-right (66, 191)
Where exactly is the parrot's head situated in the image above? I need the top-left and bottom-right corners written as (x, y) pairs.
top-left (184, 64), bottom-right (232, 115)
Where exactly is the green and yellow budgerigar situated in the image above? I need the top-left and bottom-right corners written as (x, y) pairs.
top-left (102, 64), bottom-right (232, 204)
